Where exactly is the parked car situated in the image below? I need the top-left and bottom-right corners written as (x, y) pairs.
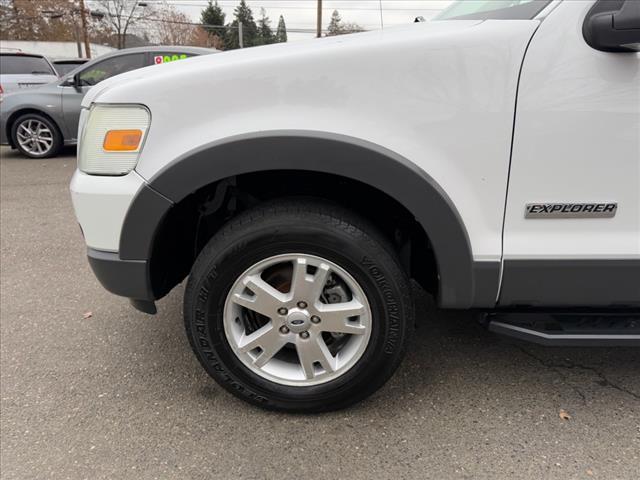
top-left (0, 46), bottom-right (216, 158)
top-left (50, 58), bottom-right (89, 77)
top-left (0, 52), bottom-right (58, 96)
top-left (71, 0), bottom-right (639, 412)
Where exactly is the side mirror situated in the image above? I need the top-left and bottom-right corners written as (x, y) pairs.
top-left (73, 73), bottom-right (82, 91)
top-left (61, 74), bottom-right (82, 89)
top-left (584, 0), bottom-right (640, 52)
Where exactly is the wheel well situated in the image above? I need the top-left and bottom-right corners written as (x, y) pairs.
top-left (149, 170), bottom-right (439, 300)
top-left (6, 109), bottom-right (62, 147)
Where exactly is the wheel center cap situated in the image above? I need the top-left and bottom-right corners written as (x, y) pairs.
top-left (285, 310), bottom-right (310, 333)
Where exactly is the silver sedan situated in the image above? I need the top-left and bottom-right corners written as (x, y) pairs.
top-left (1, 46), bottom-right (216, 158)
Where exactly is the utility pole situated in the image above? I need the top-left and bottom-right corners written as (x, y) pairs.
top-left (238, 21), bottom-right (244, 48)
top-left (78, 0), bottom-right (91, 58)
top-left (316, 0), bottom-right (322, 38)
top-left (73, 23), bottom-right (82, 58)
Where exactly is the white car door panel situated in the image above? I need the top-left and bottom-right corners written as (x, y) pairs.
top-left (501, 0), bottom-right (640, 306)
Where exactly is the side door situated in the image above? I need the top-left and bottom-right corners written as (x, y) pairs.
top-left (501, 0), bottom-right (640, 307)
top-left (60, 53), bottom-right (146, 142)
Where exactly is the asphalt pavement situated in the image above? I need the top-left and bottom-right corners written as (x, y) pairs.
top-left (1, 145), bottom-right (639, 480)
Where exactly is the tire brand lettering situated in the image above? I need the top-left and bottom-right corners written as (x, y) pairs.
top-left (362, 256), bottom-right (400, 354)
top-left (206, 267), bottom-right (218, 282)
top-left (198, 286), bottom-right (209, 302)
top-left (194, 292), bottom-right (268, 404)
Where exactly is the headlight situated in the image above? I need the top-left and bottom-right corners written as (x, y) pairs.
top-left (78, 104), bottom-right (150, 176)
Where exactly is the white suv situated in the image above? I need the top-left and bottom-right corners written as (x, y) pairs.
top-left (71, 0), bottom-right (640, 412)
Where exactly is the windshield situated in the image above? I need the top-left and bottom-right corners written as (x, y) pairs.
top-left (435, 0), bottom-right (552, 21)
top-left (0, 55), bottom-right (56, 75)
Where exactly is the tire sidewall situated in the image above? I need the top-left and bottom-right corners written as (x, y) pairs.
top-left (11, 114), bottom-right (62, 159)
top-left (185, 219), bottom-right (410, 411)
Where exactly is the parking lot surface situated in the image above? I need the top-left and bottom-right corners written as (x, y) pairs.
top-left (1, 146), bottom-right (639, 479)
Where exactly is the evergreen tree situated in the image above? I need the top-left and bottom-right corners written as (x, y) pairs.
top-left (275, 15), bottom-right (287, 43)
top-left (224, 0), bottom-right (258, 50)
top-left (327, 9), bottom-right (364, 36)
top-left (327, 10), bottom-right (343, 36)
top-left (200, 0), bottom-right (226, 37)
top-left (200, 0), bottom-right (226, 41)
top-left (256, 8), bottom-right (275, 45)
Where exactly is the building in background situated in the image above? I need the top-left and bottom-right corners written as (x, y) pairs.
top-left (1, 41), bottom-right (115, 59)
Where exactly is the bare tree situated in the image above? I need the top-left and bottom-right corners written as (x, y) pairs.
top-left (95, 0), bottom-right (146, 49)
top-left (152, 5), bottom-right (201, 46)
top-left (0, 0), bottom-right (76, 41)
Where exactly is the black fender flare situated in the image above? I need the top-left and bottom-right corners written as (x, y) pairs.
top-left (120, 131), bottom-right (499, 308)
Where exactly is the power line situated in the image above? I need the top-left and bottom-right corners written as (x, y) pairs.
top-left (137, 0), bottom-right (442, 11)
top-left (136, 15), bottom-right (332, 33)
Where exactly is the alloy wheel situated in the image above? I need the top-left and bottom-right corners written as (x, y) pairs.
top-left (223, 253), bottom-right (372, 386)
top-left (16, 119), bottom-right (54, 156)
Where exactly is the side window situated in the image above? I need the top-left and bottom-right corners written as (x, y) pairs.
top-left (78, 54), bottom-right (146, 86)
top-left (150, 52), bottom-right (193, 66)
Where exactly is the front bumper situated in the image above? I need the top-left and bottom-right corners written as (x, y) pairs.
top-left (87, 248), bottom-right (157, 314)
top-left (74, 171), bottom-right (174, 315)
top-left (70, 169), bottom-right (147, 252)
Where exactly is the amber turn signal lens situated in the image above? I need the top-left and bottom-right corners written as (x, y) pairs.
top-left (103, 129), bottom-right (143, 151)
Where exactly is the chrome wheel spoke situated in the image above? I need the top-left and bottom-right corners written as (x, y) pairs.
top-left (290, 258), bottom-right (330, 305)
top-left (317, 299), bottom-right (367, 335)
top-left (231, 274), bottom-right (287, 319)
top-left (238, 323), bottom-right (289, 367)
top-left (296, 335), bottom-right (336, 379)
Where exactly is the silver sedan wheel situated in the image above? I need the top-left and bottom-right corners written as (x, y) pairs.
top-left (15, 119), bottom-right (54, 156)
top-left (224, 253), bottom-right (372, 387)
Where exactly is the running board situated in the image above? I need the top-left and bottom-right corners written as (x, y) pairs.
top-left (487, 312), bottom-right (640, 347)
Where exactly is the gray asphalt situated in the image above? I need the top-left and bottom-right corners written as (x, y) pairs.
top-left (1, 145), bottom-right (639, 480)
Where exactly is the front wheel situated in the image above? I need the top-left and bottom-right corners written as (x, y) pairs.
top-left (184, 200), bottom-right (413, 412)
top-left (11, 113), bottom-right (62, 158)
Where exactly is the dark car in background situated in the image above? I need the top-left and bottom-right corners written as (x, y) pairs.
top-left (1, 46), bottom-right (217, 158)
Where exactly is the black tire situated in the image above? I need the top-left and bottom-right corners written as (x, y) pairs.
top-left (11, 113), bottom-right (62, 159)
top-left (184, 199), bottom-right (413, 412)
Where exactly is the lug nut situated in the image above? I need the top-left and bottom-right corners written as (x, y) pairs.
top-left (297, 301), bottom-right (308, 309)
top-left (278, 307), bottom-right (288, 315)
top-left (279, 326), bottom-right (290, 334)
top-left (299, 331), bottom-right (310, 339)
top-left (311, 316), bottom-right (321, 324)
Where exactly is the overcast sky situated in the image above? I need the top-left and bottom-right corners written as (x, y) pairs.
top-left (160, 0), bottom-right (454, 41)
